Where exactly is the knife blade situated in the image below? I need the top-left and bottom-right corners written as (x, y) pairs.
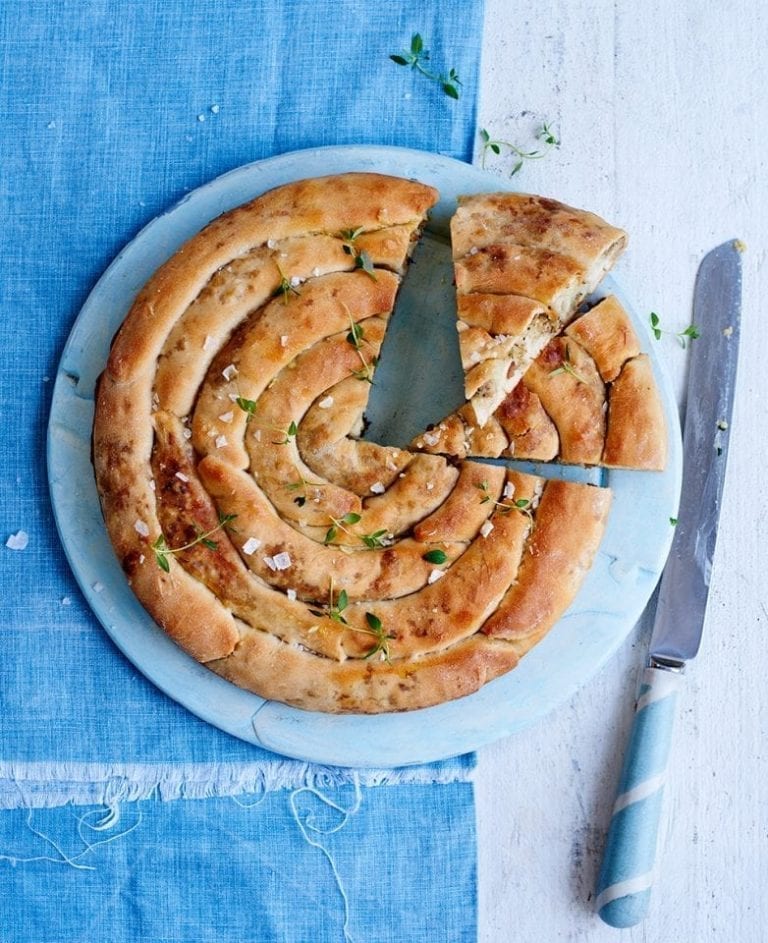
top-left (595, 240), bottom-right (743, 928)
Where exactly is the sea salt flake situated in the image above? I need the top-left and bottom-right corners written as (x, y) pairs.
top-left (422, 432), bottom-right (440, 447)
top-left (92, 582), bottom-right (104, 593)
top-left (61, 596), bottom-right (71, 606)
top-left (272, 551), bottom-right (292, 571)
top-left (242, 537), bottom-right (262, 555)
top-left (134, 519), bottom-right (150, 537)
top-left (6, 530), bottom-right (29, 551)
top-left (218, 411), bottom-right (234, 423)
top-left (289, 276), bottom-right (302, 288)
top-left (318, 395), bottom-right (334, 409)
top-left (222, 363), bottom-right (238, 381)
top-left (267, 238), bottom-right (278, 249)
top-left (480, 520), bottom-right (494, 539)
top-left (425, 481), bottom-right (434, 492)
top-left (175, 471), bottom-right (189, 482)
top-left (286, 588), bottom-right (297, 601)
top-left (215, 435), bottom-right (228, 449)
top-left (263, 555), bottom-right (277, 572)
top-left (370, 481), bottom-right (386, 494)
top-left (182, 428), bottom-right (192, 440)
top-left (311, 267), bottom-right (321, 277)
top-left (428, 569), bottom-right (445, 584)
top-left (197, 113), bottom-right (206, 122)
top-left (503, 482), bottom-right (516, 500)
top-left (280, 335), bottom-right (289, 348)
top-left (210, 104), bottom-right (220, 114)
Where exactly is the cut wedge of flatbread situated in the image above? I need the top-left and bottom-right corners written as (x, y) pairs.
top-left (413, 295), bottom-right (667, 471)
top-left (93, 173), bottom-right (619, 715)
top-left (451, 193), bottom-right (628, 426)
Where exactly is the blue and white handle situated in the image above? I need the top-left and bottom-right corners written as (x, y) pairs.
top-left (595, 662), bottom-right (683, 928)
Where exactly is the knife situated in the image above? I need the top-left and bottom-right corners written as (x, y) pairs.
top-left (594, 240), bottom-right (743, 928)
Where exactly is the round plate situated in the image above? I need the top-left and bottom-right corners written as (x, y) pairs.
top-left (47, 145), bottom-right (682, 768)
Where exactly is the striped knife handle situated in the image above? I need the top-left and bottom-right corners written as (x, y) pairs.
top-left (595, 663), bottom-right (683, 927)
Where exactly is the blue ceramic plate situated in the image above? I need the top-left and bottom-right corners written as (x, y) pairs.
top-left (47, 145), bottom-right (682, 767)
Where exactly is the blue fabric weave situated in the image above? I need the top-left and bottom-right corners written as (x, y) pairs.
top-left (0, 1), bottom-right (484, 939)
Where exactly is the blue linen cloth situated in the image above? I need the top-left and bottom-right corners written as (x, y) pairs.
top-left (0, 1), bottom-right (485, 940)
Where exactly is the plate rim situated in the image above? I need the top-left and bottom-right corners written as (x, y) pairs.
top-left (47, 144), bottom-right (683, 767)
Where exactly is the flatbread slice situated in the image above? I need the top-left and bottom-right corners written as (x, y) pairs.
top-left (451, 193), bottom-right (627, 425)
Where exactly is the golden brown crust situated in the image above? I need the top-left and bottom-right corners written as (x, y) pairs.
top-left (482, 481), bottom-right (612, 650)
top-left (495, 382), bottom-right (560, 461)
top-left (522, 336), bottom-right (607, 465)
top-left (565, 295), bottom-right (641, 382)
top-left (451, 192), bottom-right (628, 267)
top-left (603, 354), bottom-right (667, 470)
top-left (209, 626), bottom-right (522, 714)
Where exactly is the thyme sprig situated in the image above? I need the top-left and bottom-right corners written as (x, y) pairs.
top-left (272, 420), bottom-right (298, 446)
top-left (308, 583), bottom-right (395, 661)
top-left (344, 309), bottom-right (378, 382)
top-left (649, 312), bottom-right (701, 348)
top-left (360, 612), bottom-right (395, 662)
top-left (152, 513), bottom-right (237, 572)
top-left (547, 344), bottom-right (590, 385)
top-left (476, 481), bottom-right (534, 520)
top-left (324, 512), bottom-right (362, 545)
top-left (309, 579), bottom-right (349, 625)
top-left (323, 512), bottom-right (391, 550)
top-left (479, 123), bottom-right (560, 176)
top-left (360, 529), bottom-right (390, 549)
top-left (285, 473), bottom-right (328, 508)
top-left (235, 396), bottom-right (257, 423)
top-left (273, 265), bottom-right (300, 305)
top-left (390, 33), bottom-right (462, 99)
top-left (235, 398), bottom-right (298, 445)
top-left (340, 229), bottom-right (377, 281)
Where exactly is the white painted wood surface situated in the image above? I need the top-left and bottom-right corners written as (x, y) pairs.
top-left (475, 2), bottom-right (767, 940)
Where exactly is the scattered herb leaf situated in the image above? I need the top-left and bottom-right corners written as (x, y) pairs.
top-left (361, 529), bottom-right (389, 549)
top-left (235, 396), bottom-right (258, 423)
top-left (422, 548), bottom-right (448, 565)
top-left (354, 249), bottom-right (377, 281)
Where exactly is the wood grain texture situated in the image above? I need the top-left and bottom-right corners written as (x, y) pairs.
top-left (475, 1), bottom-right (768, 940)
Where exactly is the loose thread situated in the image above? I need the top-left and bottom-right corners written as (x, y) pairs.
top-left (0, 803), bottom-right (141, 871)
top-left (289, 774), bottom-right (362, 943)
top-left (230, 792), bottom-right (269, 811)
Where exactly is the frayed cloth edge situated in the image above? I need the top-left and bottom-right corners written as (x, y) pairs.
top-left (0, 759), bottom-right (474, 809)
